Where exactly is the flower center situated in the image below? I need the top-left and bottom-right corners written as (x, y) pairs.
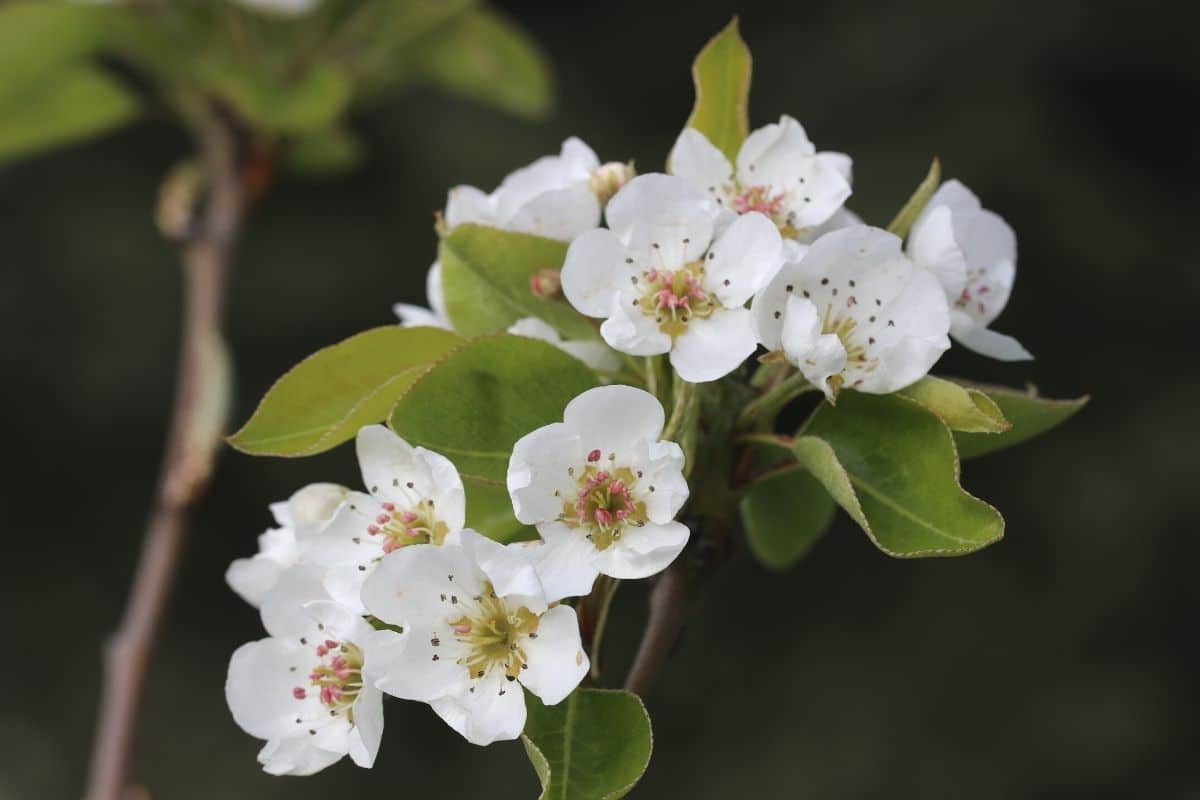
top-left (726, 182), bottom-right (803, 238)
top-left (559, 462), bottom-right (648, 551)
top-left (634, 262), bottom-right (719, 338)
top-left (450, 583), bottom-right (541, 682)
top-left (955, 268), bottom-right (993, 319)
top-left (366, 499), bottom-right (449, 553)
top-left (294, 640), bottom-right (364, 720)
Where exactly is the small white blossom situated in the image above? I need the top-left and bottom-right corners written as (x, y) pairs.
top-left (753, 225), bottom-right (950, 399)
top-left (393, 262), bottom-right (452, 330)
top-left (561, 173), bottom-right (782, 382)
top-left (226, 570), bottom-right (388, 775)
top-left (507, 385), bottom-right (690, 598)
top-left (669, 116), bottom-right (852, 256)
top-left (225, 483), bottom-right (348, 608)
top-left (909, 180), bottom-right (1032, 361)
top-left (306, 425), bottom-right (465, 611)
top-left (362, 530), bottom-right (588, 746)
top-left (507, 317), bottom-right (621, 373)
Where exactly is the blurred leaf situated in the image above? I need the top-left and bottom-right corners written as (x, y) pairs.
top-left (522, 689), bottom-right (653, 800)
top-left (954, 383), bottom-right (1089, 459)
top-left (0, 66), bottom-right (138, 166)
top-left (684, 17), bottom-right (751, 163)
top-left (388, 334), bottom-right (598, 482)
top-left (794, 392), bottom-right (1005, 557)
top-left (208, 62), bottom-right (352, 133)
top-left (418, 9), bottom-right (552, 119)
top-left (463, 476), bottom-right (535, 543)
top-left (899, 375), bottom-right (1010, 433)
top-left (440, 223), bottom-right (595, 339)
top-left (886, 157), bottom-right (941, 238)
top-left (228, 326), bottom-right (463, 457)
top-left (740, 466), bottom-right (836, 570)
top-left (284, 126), bottom-right (364, 176)
top-left (0, 2), bottom-right (112, 106)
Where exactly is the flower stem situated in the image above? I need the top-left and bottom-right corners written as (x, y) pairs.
top-left (662, 378), bottom-right (693, 442)
top-left (588, 577), bottom-right (620, 681)
top-left (736, 372), bottom-right (814, 431)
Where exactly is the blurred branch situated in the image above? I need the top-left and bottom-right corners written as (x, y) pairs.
top-left (623, 560), bottom-right (694, 697)
top-left (85, 103), bottom-right (244, 800)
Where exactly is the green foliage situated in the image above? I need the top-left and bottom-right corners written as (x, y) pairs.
top-left (284, 126), bottom-right (364, 176)
top-left (228, 326), bottom-right (463, 457)
top-left (205, 63), bottom-right (353, 134)
top-left (522, 689), bottom-right (653, 800)
top-left (740, 466), bottom-right (836, 570)
top-left (887, 157), bottom-right (942, 238)
top-left (388, 334), bottom-right (598, 482)
top-left (898, 376), bottom-right (1010, 433)
top-left (439, 224), bottom-right (594, 339)
top-left (0, 2), bottom-right (112, 105)
top-left (683, 17), bottom-right (752, 163)
top-left (954, 384), bottom-right (1089, 458)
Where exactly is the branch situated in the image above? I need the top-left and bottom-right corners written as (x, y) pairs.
top-left (85, 106), bottom-right (244, 800)
top-left (623, 561), bottom-right (695, 697)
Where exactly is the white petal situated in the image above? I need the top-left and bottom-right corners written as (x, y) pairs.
top-left (445, 185), bottom-right (495, 228)
top-left (493, 140), bottom-right (597, 225)
top-left (559, 136), bottom-right (601, 172)
top-left (507, 316), bottom-right (563, 343)
top-left (952, 211), bottom-right (1018, 327)
top-left (780, 295), bottom-right (847, 396)
top-left (669, 128), bottom-right (734, 191)
top-left (303, 496), bottom-right (383, 571)
top-left (287, 483), bottom-right (350, 539)
top-left (908, 205), bottom-right (967, 299)
top-left (605, 173), bottom-right (715, 266)
top-left (529, 522), bottom-right (601, 601)
top-left (561, 228), bottom-right (635, 317)
top-left (599, 293), bottom-right (673, 356)
top-left (257, 736), bottom-right (344, 777)
top-left (737, 116), bottom-right (850, 228)
top-left (361, 541), bottom-right (485, 630)
top-left (634, 439), bottom-right (690, 523)
top-left (507, 184), bottom-right (602, 241)
top-left (592, 520), bottom-right (690, 580)
top-left (704, 211), bottom-right (783, 306)
top-left (394, 303), bottom-right (450, 329)
top-left (951, 319), bottom-right (1033, 361)
top-left (258, 565), bottom-right (334, 640)
top-left (507, 421), bottom-right (583, 525)
top-left (345, 682), bottom-right (384, 768)
top-left (817, 151), bottom-right (853, 183)
top-left (562, 384), bottom-right (666, 455)
top-left (226, 638), bottom-right (317, 741)
top-left (519, 605), bottom-right (588, 705)
top-left (225, 553), bottom-right (287, 608)
top-left (429, 672), bottom-right (527, 746)
top-left (851, 266), bottom-right (951, 393)
top-left (669, 308), bottom-right (758, 383)
top-left (460, 529), bottom-right (547, 612)
top-left (356, 426), bottom-right (464, 527)
top-left (737, 115), bottom-right (816, 181)
top-left (927, 179), bottom-right (982, 216)
top-left (557, 339), bottom-right (622, 372)
top-left (426, 261), bottom-right (448, 321)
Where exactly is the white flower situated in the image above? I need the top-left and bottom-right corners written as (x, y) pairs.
top-left (225, 569), bottom-right (388, 776)
top-left (445, 137), bottom-right (624, 242)
top-left (753, 225), bottom-right (951, 399)
top-left (393, 262), bottom-right (452, 330)
top-left (561, 173), bottom-right (782, 382)
top-left (507, 317), bottom-right (621, 373)
top-left (669, 116), bottom-right (852, 253)
top-left (306, 425), bottom-right (466, 611)
top-left (506, 385), bottom-right (690, 598)
top-left (225, 483), bottom-right (348, 608)
top-left (361, 530), bottom-right (588, 746)
top-left (908, 180), bottom-right (1032, 361)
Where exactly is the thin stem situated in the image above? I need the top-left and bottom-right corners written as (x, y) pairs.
top-left (85, 106), bottom-right (244, 800)
top-left (736, 372), bottom-right (814, 431)
top-left (624, 561), bottom-right (693, 697)
top-left (588, 578), bottom-right (621, 681)
top-left (662, 378), bottom-right (693, 442)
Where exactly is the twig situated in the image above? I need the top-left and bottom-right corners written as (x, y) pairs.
top-left (623, 561), bottom-right (693, 697)
top-left (85, 105), bottom-right (244, 800)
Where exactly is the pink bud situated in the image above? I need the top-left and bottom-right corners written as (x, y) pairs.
top-left (530, 268), bottom-right (562, 299)
top-left (293, 687), bottom-right (307, 700)
top-left (382, 502), bottom-right (395, 511)
top-left (376, 514), bottom-right (390, 525)
top-left (367, 525), bottom-right (380, 535)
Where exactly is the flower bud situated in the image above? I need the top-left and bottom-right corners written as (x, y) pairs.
top-left (589, 161), bottom-right (635, 204)
top-left (530, 268), bottom-right (562, 299)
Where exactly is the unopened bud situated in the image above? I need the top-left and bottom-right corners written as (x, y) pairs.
top-left (590, 161), bottom-right (635, 204)
top-left (530, 268), bottom-right (562, 299)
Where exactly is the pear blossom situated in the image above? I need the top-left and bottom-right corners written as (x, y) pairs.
top-left (669, 116), bottom-right (852, 254)
top-left (561, 173), bottom-right (782, 382)
top-left (753, 225), bottom-right (950, 399)
top-left (306, 425), bottom-right (465, 611)
top-left (507, 317), bottom-right (621, 373)
top-left (225, 483), bottom-right (348, 608)
top-left (393, 262), bottom-right (452, 330)
top-left (506, 385), bottom-right (690, 599)
top-left (226, 569), bottom-right (388, 775)
top-left (361, 530), bottom-right (588, 746)
top-left (908, 180), bottom-right (1032, 361)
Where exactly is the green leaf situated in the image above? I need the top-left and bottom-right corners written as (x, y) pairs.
top-left (797, 392), bottom-right (1004, 557)
top-left (463, 476), bottom-right (535, 544)
top-left (886, 157), bottom-right (941, 238)
top-left (740, 466), bottom-right (836, 570)
top-left (208, 62), bottom-right (352, 133)
top-left (229, 326), bottom-right (463, 457)
top-left (522, 689), bottom-right (653, 800)
top-left (0, 2), bottom-right (112, 106)
top-left (898, 376), bottom-right (1011, 433)
top-left (0, 66), bottom-right (138, 166)
top-left (419, 9), bottom-right (553, 120)
top-left (683, 17), bottom-right (752, 163)
top-left (439, 223), bottom-right (594, 339)
top-left (389, 334), bottom-right (599, 482)
top-left (284, 126), bottom-right (364, 176)
top-left (954, 383), bottom-right (1089, 459)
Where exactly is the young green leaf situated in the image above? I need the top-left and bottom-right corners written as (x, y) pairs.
top-left (798, 392), bottom-right (1004, 557)
top-left (740, 466), bottom-right (836, 570)
top-left (206, 62), bottom-right (353, 134)
top-left (898, 376), bottom-right (1011, 433)
top-left (284, 126), bottom-right (364, 177)
top-left (683, 17), bottom-right (752, 163)
top-left (439, 223), bottom-right (594, 339)
top-left (522, 689), bottom-right (653, 800)
top-left (953, 383), bottom-right (1089, 458)
top-left (463, 476), bottom-right (536, 544)
top-left (0, 2), bottom-right (112, 106)
top-left (886, 157), bottom-right (942, 238)
top-left (228, 326), bottom-right (463, 457)
top-left (388, 334), bottom-right (599, 482)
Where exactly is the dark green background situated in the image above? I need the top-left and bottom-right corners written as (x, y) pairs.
top-left (3, 1), bottom-right (1197, 797)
